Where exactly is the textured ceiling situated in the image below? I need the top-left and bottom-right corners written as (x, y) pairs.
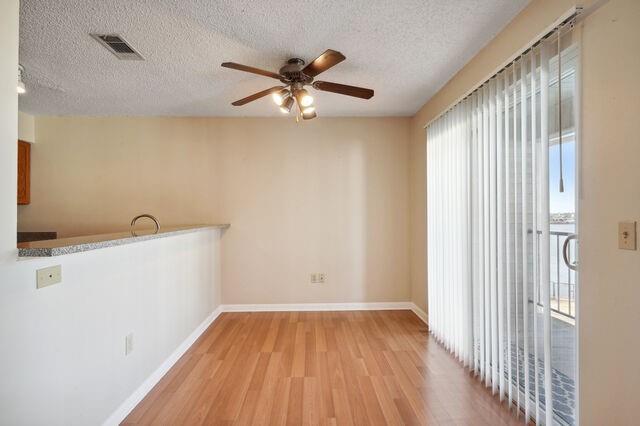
top-left (18, 0), bottom-right (528, 117)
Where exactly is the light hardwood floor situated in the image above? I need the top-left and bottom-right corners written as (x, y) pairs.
top-left (122, 310), bottom-right (522, 425)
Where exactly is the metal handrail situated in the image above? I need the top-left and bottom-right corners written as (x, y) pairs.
top-left (530, 229), bottom-right (577, 320)
top-left (528, 229), bottom-right (573, 236)
top-left (130, 214), bottom-right (160, 236)
top-left (562, 233), bottom-right (578, 271)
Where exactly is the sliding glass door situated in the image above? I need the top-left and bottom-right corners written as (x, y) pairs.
top-left (540, 34), bottom-right (580, 426)
top-left (426, 23), bottom-right (580, 426)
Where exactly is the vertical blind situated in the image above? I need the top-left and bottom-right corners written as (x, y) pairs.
top-left (427, 28), bottom-right (578, 425)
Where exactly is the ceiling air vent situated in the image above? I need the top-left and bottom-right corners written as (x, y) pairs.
top-left (91, 34), bottom-right (144, 60)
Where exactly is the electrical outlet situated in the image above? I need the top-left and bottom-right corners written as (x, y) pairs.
top-left (36, 265), bottom-right (62, 289)
top-left (310, 273), bottom-right (326, 284)
top-left (125, 333), bottom-right (134, 356)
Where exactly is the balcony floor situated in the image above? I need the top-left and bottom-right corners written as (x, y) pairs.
top-left (508, 308), bottom-right (576, 425)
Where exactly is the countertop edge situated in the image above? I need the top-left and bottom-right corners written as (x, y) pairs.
top-left (17, 224), bottom-right (230, 257)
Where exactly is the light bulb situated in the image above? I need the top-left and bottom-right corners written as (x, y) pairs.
top-left (302, 106), bottom-right (315, 114)
top-left (272, 89), bottom-right (288, 106)
top-left (17, 65), bottom-right (25, 95)
top-left (295, 88), bottom-right (314, 108)
top-left (300, 93), bottom-right (313, 107)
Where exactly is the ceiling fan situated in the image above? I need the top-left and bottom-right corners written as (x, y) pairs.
top-left (221, 49), bottom-right (374, 120)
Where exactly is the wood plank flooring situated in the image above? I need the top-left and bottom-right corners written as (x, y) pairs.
top-left (122, 310), bottom-right (523, 425)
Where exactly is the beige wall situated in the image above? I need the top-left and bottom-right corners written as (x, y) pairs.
top-left (579, 0), bottom-right (640, 422)
top-left (409, 0), bottom-right (640, 423)
top-left (18, 111), bottom-right (35, 143)
top-left (19, 117), bottom-right (411, 305)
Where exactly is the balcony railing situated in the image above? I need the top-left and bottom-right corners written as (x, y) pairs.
top-left (534, 230), bottom-right (576, 320)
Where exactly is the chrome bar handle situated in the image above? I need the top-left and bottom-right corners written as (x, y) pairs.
top-left (130, 214), bottom-right (160, 236)
top-left (562, 233), bottom-right (578, 271)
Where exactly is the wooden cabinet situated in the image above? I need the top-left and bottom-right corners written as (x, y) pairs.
top-left (17, 140), bottom-right (30, 205)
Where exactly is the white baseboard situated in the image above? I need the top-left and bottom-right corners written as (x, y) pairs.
top-left (409, 303), bottom-right (428, 325)
top-left (220, 301), bottom-right (414, 312)
top-left (222, 302), bottom-right (428, 325)
top-left (103, 305), bottom-right (224, 426)
top-left (104, 301), bottom-right (427, 425)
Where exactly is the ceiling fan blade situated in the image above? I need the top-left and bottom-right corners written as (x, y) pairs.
top-left (302, 49), bottom-right (346, 77)
top-left (231, 86), bottom-right (286, 106)
top-left (313, 81), bottom-right (374, 99)
top-left (221, 62), bottom-right (282, 80)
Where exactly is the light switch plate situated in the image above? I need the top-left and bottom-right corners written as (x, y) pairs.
top-left (618, 221), bottom-right (637, 250)
top-left (125, 333), bottom-right (134, 356)
top-left (36, 265), bottom-right (62, 289)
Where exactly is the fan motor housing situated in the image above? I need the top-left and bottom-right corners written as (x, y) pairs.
top-left (279, 58), bottom-right (313, 84)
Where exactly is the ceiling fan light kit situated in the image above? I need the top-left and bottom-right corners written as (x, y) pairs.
top-left (272, 88), bottom-right (290, 106)
top-left (221, 49), bottom-right (374, 120)
top-left (279, 96), bottom-right (295, 114)
top-left (17, 64), bottom-right (26, 95)
top-left (302, 110), bottom-right (317, 120)
top-left (295, 89), bottom-right (314, 108)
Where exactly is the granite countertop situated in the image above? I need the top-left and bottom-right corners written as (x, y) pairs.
top-left (17, 224), bottom-right (230, 257)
